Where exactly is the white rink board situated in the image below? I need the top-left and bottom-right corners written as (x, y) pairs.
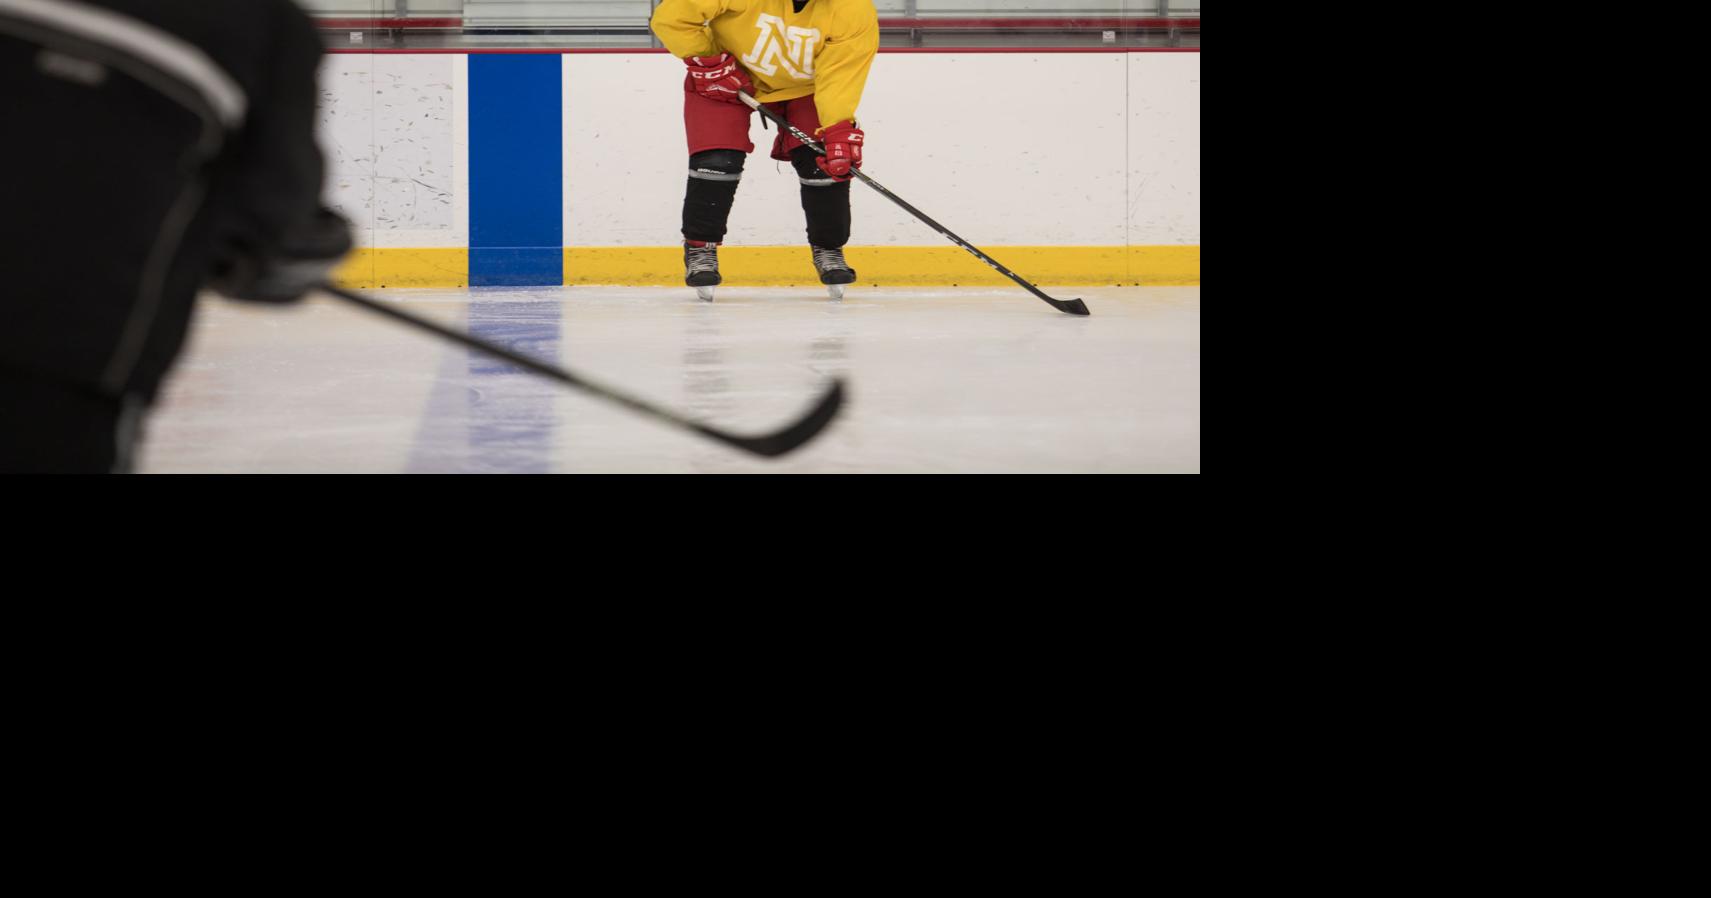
top-left (320, 54), bottom-right (469, 249)
top-left (1127, 52), bottom-right (1200, 246)
top-left (319, 52), bottom-right (1200, 250)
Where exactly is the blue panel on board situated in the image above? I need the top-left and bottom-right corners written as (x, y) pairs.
top-left (470, 55), bottom-right (563, 287)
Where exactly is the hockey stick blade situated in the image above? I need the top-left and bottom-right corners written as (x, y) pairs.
top-left (317, 284), bottom-right (845, 459)
top-left (694, 378), bottom-right (846, 458)
top-left (739, 92), bottom-right (1090, 317)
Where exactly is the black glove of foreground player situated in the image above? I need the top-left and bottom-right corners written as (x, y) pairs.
top-left (212, 208), bottom-right (353, 303)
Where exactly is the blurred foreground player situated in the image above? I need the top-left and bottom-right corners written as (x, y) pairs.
top-left (651, 0), bottom-right (878, 301)
top-left (0, 0), bottom-right (350, 473)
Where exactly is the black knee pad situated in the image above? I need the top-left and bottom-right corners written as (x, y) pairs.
top-left (794, 146), bottom-right (851, 249)
top-left (789, 145), bottom-right (833, 182)
top-left (690, 149), bottom-right (746, 178)
top-left (683, 150), bottom-right (746, 244)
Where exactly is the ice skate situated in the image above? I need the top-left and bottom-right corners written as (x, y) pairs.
top-left (811, 245), bottom-right (855, 301)
top-left (685, 241), bottom-right (721, 301)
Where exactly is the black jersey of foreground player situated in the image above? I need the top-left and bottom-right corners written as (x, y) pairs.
top-left (0, 0), bottom-right (349, 473)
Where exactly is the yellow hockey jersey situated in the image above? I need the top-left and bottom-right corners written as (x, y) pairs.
top-left (650, 0), bottom-right (880, 130)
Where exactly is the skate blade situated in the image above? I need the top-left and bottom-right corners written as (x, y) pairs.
top-left (695, 286), bottom-right (716, 302)
top-left (826, 285), bottom-right (845, 302)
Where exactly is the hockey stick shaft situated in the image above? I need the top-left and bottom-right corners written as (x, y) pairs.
top-left (739, 93), bottom-right (1088, 316)
top-left (317, 284), bottom-right (844, 458)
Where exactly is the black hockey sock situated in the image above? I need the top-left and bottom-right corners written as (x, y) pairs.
top-left (791, 146), bottom-right (851, 249)
top-left (682, 149), bottom-right (745, 244)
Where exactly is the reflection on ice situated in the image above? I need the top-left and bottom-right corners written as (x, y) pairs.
top-left (141, 286), bottom-right (1199, 473)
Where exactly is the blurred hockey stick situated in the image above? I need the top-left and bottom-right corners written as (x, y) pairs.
top-left (317, 284), bottom-right (844, 458)
top-left (740, 93), bottom-right (1089, 317)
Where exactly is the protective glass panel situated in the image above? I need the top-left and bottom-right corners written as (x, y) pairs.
top-left (304, 0), bottom-right (1201, 49)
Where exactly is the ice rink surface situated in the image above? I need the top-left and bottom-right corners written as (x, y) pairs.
top-left (137, 286), bottom-right (1200, 474)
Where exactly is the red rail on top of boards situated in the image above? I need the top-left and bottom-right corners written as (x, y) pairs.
top-left (312, 16), bottom-right (1201, 31)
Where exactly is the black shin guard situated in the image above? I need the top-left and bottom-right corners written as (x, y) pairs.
top-left (682, 149), bottom-right (745, 244)
top-left (791, 146), bottom-right (851, 248)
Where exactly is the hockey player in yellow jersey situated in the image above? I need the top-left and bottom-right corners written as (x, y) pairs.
top-left (650, 0), bottom-right (879, 300)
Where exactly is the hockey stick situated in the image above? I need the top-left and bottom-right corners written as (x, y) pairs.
top-left (317, 284), bottom-right (844, 458)
top-left (740, 93), bottom-right (1090, 317)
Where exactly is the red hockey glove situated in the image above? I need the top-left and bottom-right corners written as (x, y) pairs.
top-left (816, 121), bottom-right (864, 181)
top-left (685, 53), bottom-right (752, 104)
